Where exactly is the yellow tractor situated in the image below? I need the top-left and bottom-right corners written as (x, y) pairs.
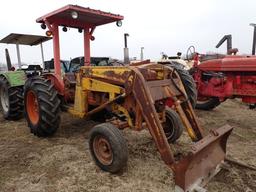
top-left (23, 5), bottom-right (233, 192)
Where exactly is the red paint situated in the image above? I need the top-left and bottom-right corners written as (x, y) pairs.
top-left (193, 55), bottom-right (256, 104)
top-left (36, 4), bottom-right (124, 97)
top-left (193, 53), bottom-right (199, 67)
top-left (36, 5), bottom-right (123, 26)
top-left (52, 24), bottom-right (62, 78)
top-left (26, 90), bottom-right (39, 125)
top-left (165, 98), bottom-right (174, 108)
top-left (84, 28), bottom-right (90, 66)
top-left (198, 55), bottom-right (256, 71)
top-left (43, 73), bottom-right (65, 95)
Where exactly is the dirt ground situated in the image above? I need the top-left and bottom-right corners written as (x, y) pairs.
top-left (0, 99), bottom-right (255, 192)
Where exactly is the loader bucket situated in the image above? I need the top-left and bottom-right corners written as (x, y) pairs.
top-left (173, 125), bottom-right (233, 192)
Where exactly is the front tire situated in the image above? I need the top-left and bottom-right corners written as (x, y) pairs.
top-left (89, 123), bottom-right (128, 173)
top-left (163, 108), bottom-right (184, 143)
top-left (196, 97), bottom-right (220, 110)
top-left (0, 75), bottom-right (23, 120)
top-left (24, 77), bottom-right (61, 137)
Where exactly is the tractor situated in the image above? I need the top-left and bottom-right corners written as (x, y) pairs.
top-left (23, 5), bottom-right (233, 192)
top-left (158, 51), bottom-right (197, 108)
top-left (188, 34), bottom-right (256, 110)
top-left (0, 33), bottom-right (51, 120)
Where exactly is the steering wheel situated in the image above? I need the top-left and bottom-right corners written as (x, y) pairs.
top-left (186, 46), bottom-right (196, 62)
top-left (71, 64), bottom-right (81, 72)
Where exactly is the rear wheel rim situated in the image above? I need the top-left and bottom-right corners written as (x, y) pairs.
top-left (26, 90), bottom-right (39, 125)
top-left (93, 135), bottom-right (113, 165)
top-left (0, 85), bottom-right (9, 113)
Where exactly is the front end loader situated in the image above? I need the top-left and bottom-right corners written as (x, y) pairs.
top-left (69, 63), bottom-right (232, 191)
top-left (23, 5), bottom-right (233, 191)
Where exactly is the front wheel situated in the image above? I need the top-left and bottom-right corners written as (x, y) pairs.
top-left (196, 97), bottom-right (220, 110)
top-left (89, 123), bottom-right (128, 173)
top-left (163, 108), bottom-right (184, 143)
top-left (24, 77), bottom-right (61, 137)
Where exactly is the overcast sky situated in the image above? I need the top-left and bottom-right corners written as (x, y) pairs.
top-left (0, 0), bottom-right (255, 65)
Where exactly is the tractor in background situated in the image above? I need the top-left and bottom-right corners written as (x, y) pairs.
top-left (189, 33), bottom-right (256, 110)
top-left (22, 5), bottom-right (232, 192)
top-left (158, 51), bottom-right (197, 108)
top-left (0, 33), bottom-right (51, 120)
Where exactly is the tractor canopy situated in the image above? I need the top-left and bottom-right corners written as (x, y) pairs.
top-left (0, 33), bottom-right (51, 46)
top-left (0, 33), bottom-right (52, 70)
top-left (35, 4), bottom-right (124, 77)
top-left (36, 4), bottom-right (124, 28)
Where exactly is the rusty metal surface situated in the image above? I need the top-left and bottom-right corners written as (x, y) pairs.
top-left (87, 93), bottom-right (126, 117)
top-left (129, 59), bottom-right (151, 66)
top-left (131, 67), bottom-right (175, 165)
top-left (180, 101), bottom-right (205, 140)
top-left (173, 125), bottom-right (233, 192)
top-left (81, 66), bottom-right (132, 86)
top-left (147, 79), bottom-right (180, 101)
top-left (63, 73), bottom-right (76, 102)
top-left (74, 63), bottom-right (233, 191)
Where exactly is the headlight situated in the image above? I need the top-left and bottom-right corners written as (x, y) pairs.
top-left (71, 11), bottom-right (78, 19)
top-left (116, 20), bottom-right (122, 27)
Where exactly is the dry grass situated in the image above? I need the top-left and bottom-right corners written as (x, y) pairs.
top-left (0, 99), bottom-right (255, 192)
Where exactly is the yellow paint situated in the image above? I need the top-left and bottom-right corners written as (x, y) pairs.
top-left (82, 78), bottom-right (124, 95)
top-left (68, 85), bottom-right (87, 117)
top-left (69, 74), bottom-right (125, 118)
top-left (111, 103), bottom-right (134, 128)
top-left (69, 66), bottom-right (198, 143)
top-left (175, 102), bottom-right (198, 141)
top-left (81, 66), bottom-right (132, 83)
top-left (67, 108), bottom-right (85, 118)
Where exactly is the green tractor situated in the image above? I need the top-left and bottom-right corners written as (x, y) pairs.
top-left (0, 33), bottom-right (51, 120)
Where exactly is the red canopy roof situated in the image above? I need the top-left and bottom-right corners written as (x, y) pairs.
top-left (36, 4), bottom-right (124, 28)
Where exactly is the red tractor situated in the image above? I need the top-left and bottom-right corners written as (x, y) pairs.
top-left (188, 43), bottom-right (256, 110)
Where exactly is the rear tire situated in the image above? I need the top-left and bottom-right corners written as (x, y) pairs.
top-left (166, 63), bottom-right (197, 108)
top-left (89, 123), bottom-right (128, 173)
top-left (0, 75), bottom-right (23, 120)
top-left (24, 77), bottom-right (61, 137)
top-left (196, 97), bottom-right (220, 110)
top-left (163, 108), bottom-right (184, 143)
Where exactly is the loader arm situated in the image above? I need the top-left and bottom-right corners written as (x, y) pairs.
top-left (129, 66), bottom-right (233, 192)
top-left (131, 67), bottom-right (175, 165)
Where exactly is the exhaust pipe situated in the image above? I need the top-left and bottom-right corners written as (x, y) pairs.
top-left (124, 33), bottom-right (130, 64)
top-left (216, 34), bottom-right (232, 54)
top-left (5, 48), bottom-right (12, 71)
top-left (250, 23), bottom-right (256, 55)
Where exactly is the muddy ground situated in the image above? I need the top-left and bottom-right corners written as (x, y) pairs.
top-left (0, 99), bottom-right (255, 192)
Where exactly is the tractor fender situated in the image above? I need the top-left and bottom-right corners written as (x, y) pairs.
top-left (42, 73), bottom-right (65, 95)
top-left (0, 71), bottom-right (26, 87)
